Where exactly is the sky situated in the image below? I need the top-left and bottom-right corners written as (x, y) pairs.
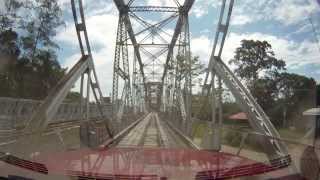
top-left (54, 0), bottom-right (320, 96)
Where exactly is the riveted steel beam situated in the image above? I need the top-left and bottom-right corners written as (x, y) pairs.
top-left (129, 6), bottom-right (179, 12)
top-left (114, 0), bottom-right (147, 90)
top-left (161, 0), bottom-right (195, 83)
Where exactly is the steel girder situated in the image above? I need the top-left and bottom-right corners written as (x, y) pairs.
top-left (168, 13), bottom-right (192, 129)
top-left (202, 0), bottom-right (292, 163)
top-left (160, 1), bottom-right (194, 128)
top-left (129, 6), bottom-right (179, 12)
top-left (161, 0), bottom-right (195, 83)
top-left (112, 1), bottom-right (195, 128)
top-left (112, 14), bottom-right (132, 121)
top-left (114, 0), bottom-right (147, 90)
top-left (25, 0), bottom-right (113, 137)
top-left (132, 52), bottom-right (145, 114)
top-left (156, 0), bottom-right (194, 133)
top-left (113, 0), bottom-right (192, 113)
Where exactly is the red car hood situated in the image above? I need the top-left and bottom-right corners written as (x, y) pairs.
top-left (2, 148), bottom-right (291, 179)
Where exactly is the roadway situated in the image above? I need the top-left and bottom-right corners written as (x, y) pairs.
top-left (116, 112), bottom-right (190, 148)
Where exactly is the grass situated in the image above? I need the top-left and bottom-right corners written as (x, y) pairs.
top-left (278, 128), bottom-right (305, 140)
top-left (192, 121), bottom-right (208, 138)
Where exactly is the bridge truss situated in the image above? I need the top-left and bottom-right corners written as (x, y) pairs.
top-left (112, 0), bottom-right (194, 128)
top-left (111, 0), bottom-right (292, 164)
top-left (0, 0), bottom-right (296, 172)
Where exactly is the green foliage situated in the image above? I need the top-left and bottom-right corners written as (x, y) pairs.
top-left (0, 29), bottom-right (20, 57)
top-left (222, 102), bottom-right (241, 116)
top-left (229, 39), bottom-right (316, 128)
top-left (0, 0), bottom-right (23, 31)
top-left (0, 0), bottom-right (65, 100)
top-left (229, 40), bottom-right (286, 83)
top-left (176, 54), bottom-right (206, 85)
top-left (251, 77), bottom-right (278, 110)
top-left (20, 0), bottom-right (64, 58)
top-left (66, 92), bottom-right (82, 102)
top-left (223, 130), bottom-right (263, 152)
top-left (277, 73), bottom-right (316, 106)
top-left (224, 130), bottom-right (242, 147)
top-left (191, 121), bottom-right (207, 139)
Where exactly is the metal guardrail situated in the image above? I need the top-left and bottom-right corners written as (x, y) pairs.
top-left (100, 113), bottom-right (149, 148)
top-left (190, 119), bottom-right (320, 179)
top-left (0, 97), bottom-right (112, 130)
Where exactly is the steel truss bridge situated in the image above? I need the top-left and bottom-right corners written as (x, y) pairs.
top-left (0, 0), bottom-right (301, 179)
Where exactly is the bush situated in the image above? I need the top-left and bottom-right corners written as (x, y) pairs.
top-left (223, 130), bottom-right (242, 147)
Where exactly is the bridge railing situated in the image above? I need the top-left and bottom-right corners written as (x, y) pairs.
top-left (190, 118), bottom-right (319, 179)
top-left (0, 97), bottom-right (112, 130)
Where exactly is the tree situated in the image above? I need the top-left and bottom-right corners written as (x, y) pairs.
top-left (0, 30), bottom-right (20, 97)
top-left (276, 73), bottom-right (316, 127)
top-left (229, 40), bottom-right (286, 85)
top-left (277, 73), bottom-right (316, 106)
top-left (229, 39), bottom-right (316, 128)
top-left (20, 0), bottom-right (64, 59)
top-left (228, 40), bottom-right (286, 122)
top-left (0, 0), bottom-right (23, 32)
top-left (251, 77), bottom-right (279, 109)
top-left (0, 29), bottom-right (20, 57)
top-left (66, 92), bottom-right (82, 102)
top-left (0, 0), bottom-right (65, 100)
top-left (176, 54), bottom-right (206, 86)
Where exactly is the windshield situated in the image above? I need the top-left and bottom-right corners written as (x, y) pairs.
top-left (0, 0), bottom-right (319, 179)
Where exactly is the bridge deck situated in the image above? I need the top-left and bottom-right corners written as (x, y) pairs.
top-left (116, 112), bottom-right (189, 148)
top-left (0, 112), bottom-right (292, 179)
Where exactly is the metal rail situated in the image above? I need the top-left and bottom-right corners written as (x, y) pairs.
top-left (100, 114), bottom-right (148, 148)
top-left (165, 118), bottom-right (200, 150)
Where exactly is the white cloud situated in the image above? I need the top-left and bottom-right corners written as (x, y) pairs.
top-left (55, 22), bottom-right (78, 46)
top-left (56, 4), bottom-right (119, 96)
top-left (192, 6), bottom-right (207, 18)
top-left (272, 0), bottom-right (317, 25)
top-left (231, 0), bottom-right (319, 26)
top-left (231, 15), bottom-right (253, 26)
top-left (0, 1), bottom-right (5, 12)
top-left (146, 0), bottom-right (179, 6)
top-left (190, 32), bottom-right (320, 71)
top-left (191, 0), bottom-right (220, 18)
top-left (190, 32), bottom-right (320, 91)
top-left (191, 35), bottom-right (212, 62)
top-left (224, 33), bottom-right (319, 66)
top-left (54, 0), bottom-right (320, 97)
top-left (55, 1), bottom-right (180, 96)
top-left (57, 0), bottom-right (69, 7)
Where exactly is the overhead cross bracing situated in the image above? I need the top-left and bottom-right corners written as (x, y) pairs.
top-left (112, 0), bottom-right (195, 123)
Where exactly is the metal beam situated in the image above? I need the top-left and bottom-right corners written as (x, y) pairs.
top-left (161, 0), bottom-right (195, 83)
top-left (25, 0), bottom-right (113, 136)
top-left (26, 56), bottom-right (90, 132)
top-left (114, 0), bottom-right (147, 91)
top-left (129, 6), bottom-right (179, 12)
top-left (202, 0), bottom-right (293, 164)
